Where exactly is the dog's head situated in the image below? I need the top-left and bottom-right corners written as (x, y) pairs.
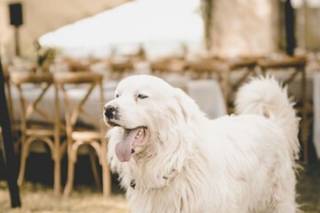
top-left (104, 75), bottom-right (203, 162)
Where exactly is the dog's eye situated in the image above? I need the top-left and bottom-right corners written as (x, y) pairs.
top-left (115, 94), bottom-right (120, 98)
top-left (137, 94), bottom-right (148, 99)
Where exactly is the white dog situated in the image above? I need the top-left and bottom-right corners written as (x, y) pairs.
top-left (104, 75), bottom-right (300, 213)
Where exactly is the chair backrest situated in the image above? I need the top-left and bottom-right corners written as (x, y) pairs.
top-left (54, 72), bottom-right (105, 140)
top-left (10, 72), bottom-right (58, 132)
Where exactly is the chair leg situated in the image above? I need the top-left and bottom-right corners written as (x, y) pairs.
top-left (53, 136), bottom-right (62, 195)
top-left (101, 161), bottom-right (111, 196)
top-left (89, 151), bottom-right (101, 190)
top-left (63, 154), bottom-right (76, 197)
top-left (53, 155), bottom-right (61, 195)
top-left (17, 142), bottom-right (29, 186)
top-left (99, 140), bottom-right (111, 196)
top-left (100, 155), bottom-right (111, 196)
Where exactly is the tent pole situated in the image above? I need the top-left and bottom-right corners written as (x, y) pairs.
top-left (14, 27), bottom-right (21, 57)
top-left (0, 57), bottom-right (21, 208)
top-left (284, 0), bottom-right (296, 55)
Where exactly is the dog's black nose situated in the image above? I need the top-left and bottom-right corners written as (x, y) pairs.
top-left (104, 106), bottom-right (117, 120)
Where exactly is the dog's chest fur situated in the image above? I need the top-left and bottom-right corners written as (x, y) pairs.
top-left (120, 147), bottom-right (215, 213)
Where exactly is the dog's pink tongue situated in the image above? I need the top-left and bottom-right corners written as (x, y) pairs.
top-left (115, 128), bottom-right (144, 162)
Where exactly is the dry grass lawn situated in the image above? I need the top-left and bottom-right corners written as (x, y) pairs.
top-left (0, 163), bottom-right (320, 213)
top-left (0, 182), bottom-right (128, 213)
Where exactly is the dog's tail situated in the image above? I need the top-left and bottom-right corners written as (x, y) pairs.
top-left (235, 76), bottom-right (300, 160)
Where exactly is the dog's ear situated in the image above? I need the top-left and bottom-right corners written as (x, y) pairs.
top-left (174, 88), bottom-right (203, 122)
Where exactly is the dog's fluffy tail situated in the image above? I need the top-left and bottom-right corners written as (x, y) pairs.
top-left (235, 76), bottom-right (300, 160)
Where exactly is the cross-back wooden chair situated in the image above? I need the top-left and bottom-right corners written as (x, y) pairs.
top-left (187, 58), bottom-right (230, 102)
top-left (150, 56), bottom-right (187, 77)
top-left (109, 58), bottom-right (134, 79)
top-left (3, 67), bottom-right (21, 153)
top-left (219, 57), bottom-right (259, 112)
top-left (54, 72), bottom-right (111, 196)
top-left (222, 57), bottom-right (258, 92)
top-left (10, 72), bottom-right (63, 195)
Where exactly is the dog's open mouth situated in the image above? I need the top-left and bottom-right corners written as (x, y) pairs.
top-left (107, 120), bottom-right (121, 127)
top-left (115, 126), bottom-right (148, 162)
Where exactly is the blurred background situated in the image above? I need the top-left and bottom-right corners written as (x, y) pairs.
top-left (0, 0), bottom-right (320, 212)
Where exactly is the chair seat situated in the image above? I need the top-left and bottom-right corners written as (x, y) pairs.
top-left (71, 130), bottom-right (102, 141)
top-left (25, 121), bottom-right (56, 136)
top-left (26, 128), bottom-right (55, 136)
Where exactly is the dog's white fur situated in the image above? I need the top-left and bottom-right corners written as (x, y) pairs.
top-left (106, 75), bottom-right (299, 213)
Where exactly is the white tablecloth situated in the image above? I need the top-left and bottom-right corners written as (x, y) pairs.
top-left (10, 80), bottom-right (117, 126)
top-left (313, 73), bottom-right (320, 158)
top-left (187, 80), bottom-right (226, 119)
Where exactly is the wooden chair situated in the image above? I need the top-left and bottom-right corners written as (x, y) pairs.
top-left (10, 72), bottom-right (63, 195)
top-left (54, 72), bottom-right (111, 196)
top-left (150, 57), bottom-right (187, 77)
top-left (218, 57), bottom-right (259, 112)
top-left (109, 58), bottom-right (134, 79)
top-left (64, 57), bottom-right (91, 72)
top-left (187, 57), bottom-right (259, 110)
top-left (220, 57), bottom-right (258, 92)
top-left (123, 46), bottom-right (146, 63)
top-left (187, 58), bottom-right (230, 101)
top-left (3, 66), bottom-right (22, 153)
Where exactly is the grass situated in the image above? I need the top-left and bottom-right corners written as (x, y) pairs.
top-left (0, 162), bottom-right (319, 212)
top-left (0, 182), bottom-right (128, 213)
top-left (296, 163), bottom-right (320, 213)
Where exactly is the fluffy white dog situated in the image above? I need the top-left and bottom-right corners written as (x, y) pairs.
top-left (104, 75), bottom-right (300, 213)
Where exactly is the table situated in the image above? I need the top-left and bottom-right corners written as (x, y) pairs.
top-left (10, 78), bottom-right (227, 127)
top-left (313, 73), bottom-right (320, 158)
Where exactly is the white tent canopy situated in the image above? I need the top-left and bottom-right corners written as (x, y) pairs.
top-left (39, 0), bottom-right (204, 57)
top-left (289, 0), bottom-right (320, 8)
top-left (0, 0), bottom-right (129, 58)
